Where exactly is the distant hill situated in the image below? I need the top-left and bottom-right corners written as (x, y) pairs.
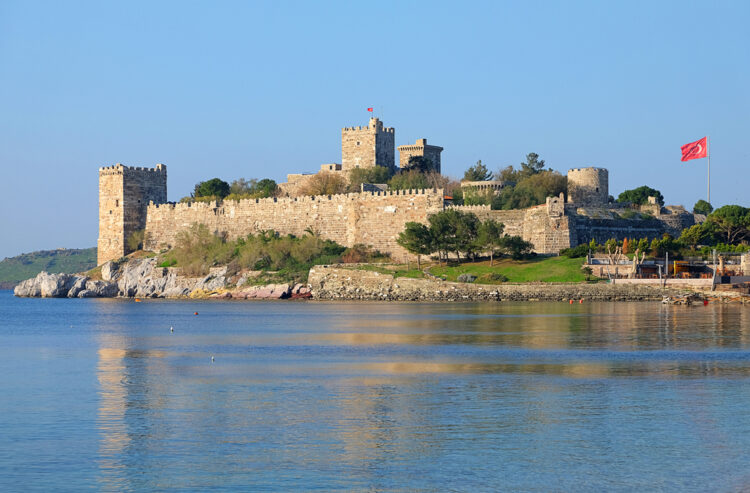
top-left (0, 247), bottom-right (97, 289)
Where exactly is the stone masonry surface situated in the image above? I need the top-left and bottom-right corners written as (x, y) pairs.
top-left (308, 266), bottom-right (693, 301)
top-left (98, 163), bottom-right (166, 265)
top-left (397, 138), bottom-right (443, 173)
top-left (145, 189), bottom-right (444, 261)
top-left (341, 117), bottom-right (395, 171)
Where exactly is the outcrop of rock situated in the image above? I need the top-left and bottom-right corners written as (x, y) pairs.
top-left (13, 260), bottom-right (312, 300)
top-left (307, 266), bottom-right (693, 302)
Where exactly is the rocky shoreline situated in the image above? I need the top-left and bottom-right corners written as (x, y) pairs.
top-left (13, 258), bottom-right (310, 300)
top-left (307, 266), bottom-right (694, 302)
top-left (13, 257), bottom-right (697, 303)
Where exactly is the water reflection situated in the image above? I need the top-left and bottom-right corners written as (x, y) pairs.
top-left (88, 301), bottom-right (750, 490)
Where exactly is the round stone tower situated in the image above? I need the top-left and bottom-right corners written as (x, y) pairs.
top-left (567, 167), bottom-right (609, 206)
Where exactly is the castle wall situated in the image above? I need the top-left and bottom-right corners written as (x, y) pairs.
top-left (450, 194), bottom-right (572, 254)
top-left (572, 217), bottom-right (663, 245)
top-left (98, 164), bottom-right (167, 265)
top-left (144, 189), bottom-right (444, 261)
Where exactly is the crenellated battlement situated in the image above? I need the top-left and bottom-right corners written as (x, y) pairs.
top-left (99, 163), bottom-right (167, 176)
top-left (448, 204), bottom-right (492, 211)
top-left (150, 188), bottom-right (444, 212)
top-left (342, 125), bottom-right (395, 133)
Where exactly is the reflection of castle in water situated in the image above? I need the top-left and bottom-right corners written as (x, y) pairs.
top-left (92, 302), bottom-right (750, 487)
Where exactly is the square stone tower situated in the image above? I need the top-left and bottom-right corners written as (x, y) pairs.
top-left (397, 138), bottom-right (443, 173)
top-left (97, 163), bottom-right (167, 265)
top-left (341, 118), bottom-right (395, 172)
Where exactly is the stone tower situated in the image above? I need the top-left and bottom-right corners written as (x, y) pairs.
top-left (397, 138), bottom-right (444, 173)
top-left (567, 167), bottom-right (609, 206)
top-left (341, 118), bottom-right (395, 172)
top-left (97, 163), bottom-right (167, 265)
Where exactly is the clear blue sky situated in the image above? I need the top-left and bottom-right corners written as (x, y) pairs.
top-left (1, 0), bottom-right (748, 259)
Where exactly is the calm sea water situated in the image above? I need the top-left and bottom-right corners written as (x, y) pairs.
top-left (2, 290), bottom-right (750, 491)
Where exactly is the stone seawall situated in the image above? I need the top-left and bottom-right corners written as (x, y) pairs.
top-left (308, 266), bottom-right (691, 302)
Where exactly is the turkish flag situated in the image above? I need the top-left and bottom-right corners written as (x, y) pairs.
top-left (367, 107), bottom-right (373, 112)
top-left (681, 137), bottom-right (707, 162)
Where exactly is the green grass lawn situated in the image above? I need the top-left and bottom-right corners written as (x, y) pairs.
top-left (429, 256), bottom-right (588, 283)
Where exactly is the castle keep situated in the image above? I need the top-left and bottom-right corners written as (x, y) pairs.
top-left (97, 163), bottom-right (167, 265)
top-left (95, 118), bottom-right (697, 265)
top-left (341, 118), bottom-right (395, 171)
top-left (397, 138), bottom-right (443, 173)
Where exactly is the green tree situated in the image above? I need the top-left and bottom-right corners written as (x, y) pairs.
top-left (491, 170), bottom-right (566, 210)
top-left (397, 222), bottom-right (433, 269)
top-left (228, 178), bottom-right (278, 198)
top-left (520, 152), bottom-right (546, 177)
top-left (463, 160), bottom-right (493, 181)
top-left (388, 169), bottom-right (430, 190)
top-left (404, 156), bottom-right (435, 173)
top-left (693, 199), bottom-right (713, 215)
top-left (637, 237), bottom-right (649, 253)
top-left (475, 219), bottom-right (505, 265)
top-left (427, 209), bottom-right (480, 262)
top-left (298, 172), bottom-right (348, 196)
top-left (499, 235), bottom-right (533, 260)
top-left (679, 224), bottom-right (708, 249)
top-left (704, 205), bottom-right (750, 244)
top-left (254, 178), bottom-right (278, 197)
top-left (616, 186), bottom-right (664, 206)
top-left (230, 178), bottom-right (253, 195)
top-left (194, 178), bottom-right (230, 199)
top-left (348, 166), bottom-right (394, 192)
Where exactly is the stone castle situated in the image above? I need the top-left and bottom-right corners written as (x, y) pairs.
top-left (279, 118), bottom-right (442, 196)
top-left (97, 119), bottom-right (696, 265)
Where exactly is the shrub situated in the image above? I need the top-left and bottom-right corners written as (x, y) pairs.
top-left (127, 229), bottom-right (145, 252)
top-left (457, 273), bottom-right (477, 283)
top-left (560, 244), bottom-right (589, 258)
top-left (341, 244), bottom-right (390, 263)
top-left (480, 273), bottom-right (508, 283)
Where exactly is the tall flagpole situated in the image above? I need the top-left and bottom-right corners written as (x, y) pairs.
top-left (707, 135), bottom-right (711, 205)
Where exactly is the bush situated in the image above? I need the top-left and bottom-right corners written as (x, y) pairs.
top-left (480, 273), bottom-right (508, 283)
top-left (457, 273), bottom-right (477, 283)
top-left (127, 229), bottom-right (145, 252)
top-left (163, 225), bottom-right (348, 282)
top-left (341, 244), bottom-right (391, 263)
top-left (560, 244), bottom-right (589, 258)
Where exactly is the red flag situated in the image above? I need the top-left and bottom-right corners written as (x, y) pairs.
top-left (681, 137), bottom-right (707, 162)
top-left (367, 107), bottom-right (373, 112)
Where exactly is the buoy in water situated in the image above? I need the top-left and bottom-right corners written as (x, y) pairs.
top-left (703, 300), bottom-right (709, 306)
top-left (170, 326), bottom-right (174, 333)
top-left (579, 299), bottom-right (584, 304)
top-left (569, 299), bottom-right (574, 304)
top-left (211, 356), bottom-right (215, 363)
top-left (194, 312), bottom-right (199, 315)
top-left (135, 298), bottom-right (142, 302)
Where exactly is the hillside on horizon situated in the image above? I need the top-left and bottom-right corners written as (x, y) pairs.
top-left (0, 247), bottom-right (97, 289)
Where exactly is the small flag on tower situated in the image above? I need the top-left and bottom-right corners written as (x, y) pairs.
top-left (367, 107), bottom-right (373, 112)
top-left (680, 137), bottom-right (707, 162)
